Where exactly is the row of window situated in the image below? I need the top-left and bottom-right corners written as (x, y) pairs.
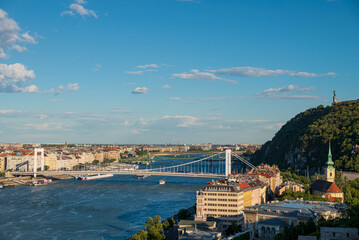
top-left (203, 193), bottom-right (239, 196)
top-left (205, 198), bottom-right (241, 202)
top-left (205, 208), bottom-right (239, 212)
top-left (206, 214), bottom-right (238, 218)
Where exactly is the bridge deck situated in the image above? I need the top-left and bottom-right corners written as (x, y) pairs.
top-left (12, 171), bottom-right (225, 178)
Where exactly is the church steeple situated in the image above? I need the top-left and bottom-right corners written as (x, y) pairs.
top-left (325, 142), bottom-right (335, 182)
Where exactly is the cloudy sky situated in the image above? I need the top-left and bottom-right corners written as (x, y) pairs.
top-left (0, 0), bottom-right (358, 144)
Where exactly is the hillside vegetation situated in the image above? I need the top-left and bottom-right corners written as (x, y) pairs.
top-left (252, 100), bottom-right (359, 173)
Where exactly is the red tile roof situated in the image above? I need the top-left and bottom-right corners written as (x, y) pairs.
top-left (238, 182), bottom-right (251, 191)
top-left (311, 179), bottom-right (343, 193)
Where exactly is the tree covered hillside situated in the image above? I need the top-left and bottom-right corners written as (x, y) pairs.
top-left (252, 100), bottom-right (359, 173)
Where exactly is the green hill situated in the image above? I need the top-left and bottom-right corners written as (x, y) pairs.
top-left (251, 100), bottom-right (359, 173)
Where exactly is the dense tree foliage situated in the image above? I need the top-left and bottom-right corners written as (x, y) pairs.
top-left (335, 171), bottom-right (359, 206)
top-left (274, 218), bottom-right (316, 240)
top-left (177, 208), bottom-right (191, 220)
top-left (130, 216), bottom-right (166, 240)
top-left (252, 100), bottom-right (359, 172)
top-left (281, 169), bottom-right (312, 184)
top-left (233, 232), bottom-right (250, 240)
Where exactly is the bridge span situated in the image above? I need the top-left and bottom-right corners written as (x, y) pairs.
top-left (12, 170), bottom-right (225, 178)
top-left (11, 149), bottom-right (256, 179)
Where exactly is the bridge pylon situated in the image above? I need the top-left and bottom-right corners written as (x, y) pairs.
top-left (225, 149), bottom-right (231, 178)
top-left (34, 148), bottom-right (44, 178)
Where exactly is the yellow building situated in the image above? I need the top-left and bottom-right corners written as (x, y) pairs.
top-left (44, 153), bottom-right (58, 170)
top-left (196, 181), bottom-right (244, 230)
top-left (0, 155), bottom-right (5, 172)
top-left (239, 182), bottom-right (252, 207)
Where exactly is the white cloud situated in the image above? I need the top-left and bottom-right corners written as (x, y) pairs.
top-left (259, 85), bottom-right (315, 95)
top-left (137, 64), bottom-right (159, 69)
top-left (132, 87), bottom-right (148, 94)
top-left (209, 67), bottom-right (337, 78)
top-left (262, 94), bottom-right (319, 100)
top-left (67, 83), bottom-right (80, 91)
top-left (21, 32), bottom-right (37, 44)
top-left (21, 123), bottom-right (68, 131)
top-left (111, 107), bottom-right (133, 113)
top-left (52, 83), bottom-right (79, 95)
top-left (44, 88), bottom-right (55, 94)
top-left (23, 84), bottom-right (39, 93)
top-left (168, 97), bottom-right (181, 101)
top-left (60, 11), bottom-right (75, 16)
top-left (0, 109), bottom-right (23, 115)
top-left (61, 2), bottom-right (98, 18)
top-left (161, 84), bottom-right (171, 89)
top-left (125, 70), bottom-right (144, 75)
top-left (265, 123), bottom-right (284, 130)
top-left (12, 44), bottom-right (27, 52)
top-left (0, 63), bottom-right (38, 93)
top-left (92, 64), bottom-right (102, 72)
top-left (0, 9), bottom-right (37, 57)
top-left (162, 115), bottom-right (200, 127)
top-left (40, 114), bottom-right (48, 120)
top-left (195, 97), bottom-right (238, 101)
top-left (172, 69), bottom-right (237, 84)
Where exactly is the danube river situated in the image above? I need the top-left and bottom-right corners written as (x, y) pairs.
top-left (0, 159), bottom-right (216, 240)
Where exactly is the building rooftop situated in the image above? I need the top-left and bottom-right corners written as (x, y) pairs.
top-left (244, 200), bottom-right (347, 219)
top-left (311, 179), bottom-right (343, 193)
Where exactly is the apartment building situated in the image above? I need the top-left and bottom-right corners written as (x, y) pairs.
top-left (196, 181), bottom-right (244, 230)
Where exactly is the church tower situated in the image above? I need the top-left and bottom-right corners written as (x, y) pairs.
top-left (325, 143), bottom-right (335, 182)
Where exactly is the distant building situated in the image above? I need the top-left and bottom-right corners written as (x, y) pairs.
top-left (320, 227), bottom-right (359, 240)
top-left (178, 220), bottom-right (218, 238)
top-left (246, 164), bottom-right (282, 198)
top-left (311, 144), bottom-right (344, 203)
top-left (0, 155), bottom-right (5, 172)
top-left (276, 181), bottom-right (305, 196)
top-left (243, 200), bottom-right (347, 240)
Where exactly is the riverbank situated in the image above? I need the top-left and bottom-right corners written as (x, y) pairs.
top-left (0, 174), bottom-right (73, 188)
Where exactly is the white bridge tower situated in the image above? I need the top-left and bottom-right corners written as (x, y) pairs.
top-left (225, 149), bottom-right (232, 177)
top-left (34, 148), bottom-right (44, 178)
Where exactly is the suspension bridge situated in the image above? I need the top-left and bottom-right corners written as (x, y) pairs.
top-left (12, 149), bottom-right (257, 179)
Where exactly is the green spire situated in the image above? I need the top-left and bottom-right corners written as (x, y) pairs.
top-left (326, 142), bottom-right (334, 168)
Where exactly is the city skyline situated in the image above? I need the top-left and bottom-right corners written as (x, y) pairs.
top-left (0, 0), bottom-right (358, 144)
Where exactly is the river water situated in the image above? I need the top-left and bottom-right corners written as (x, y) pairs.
top-left (0, 159), bottom-right (217, 240)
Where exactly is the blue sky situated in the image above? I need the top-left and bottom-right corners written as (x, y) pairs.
top-left (0, 0), bottom-right (358, 144)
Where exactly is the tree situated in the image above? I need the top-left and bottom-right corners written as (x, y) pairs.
top-left (177, 209), bottom-right (191, 220)
top-left (145, 216), bottom-right (165, 240)
top-left (130, 230), bottom-right (148, 240)
top-left (92, 160), bottom-right (99, 165)
top-left (233, 232), bottom-right (250, 240)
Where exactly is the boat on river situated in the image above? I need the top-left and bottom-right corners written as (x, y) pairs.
top-left (159, 179), bottom-right (166, 185)
top-left (136, 174), bottom-right (150, 180)
top-left (77, 174), bottom-right (114, 180)
top-left (30, 179), bottom-right (52, 186)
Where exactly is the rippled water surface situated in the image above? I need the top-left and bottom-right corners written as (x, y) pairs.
top-left (0, 160), bottom-right (214, 240)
